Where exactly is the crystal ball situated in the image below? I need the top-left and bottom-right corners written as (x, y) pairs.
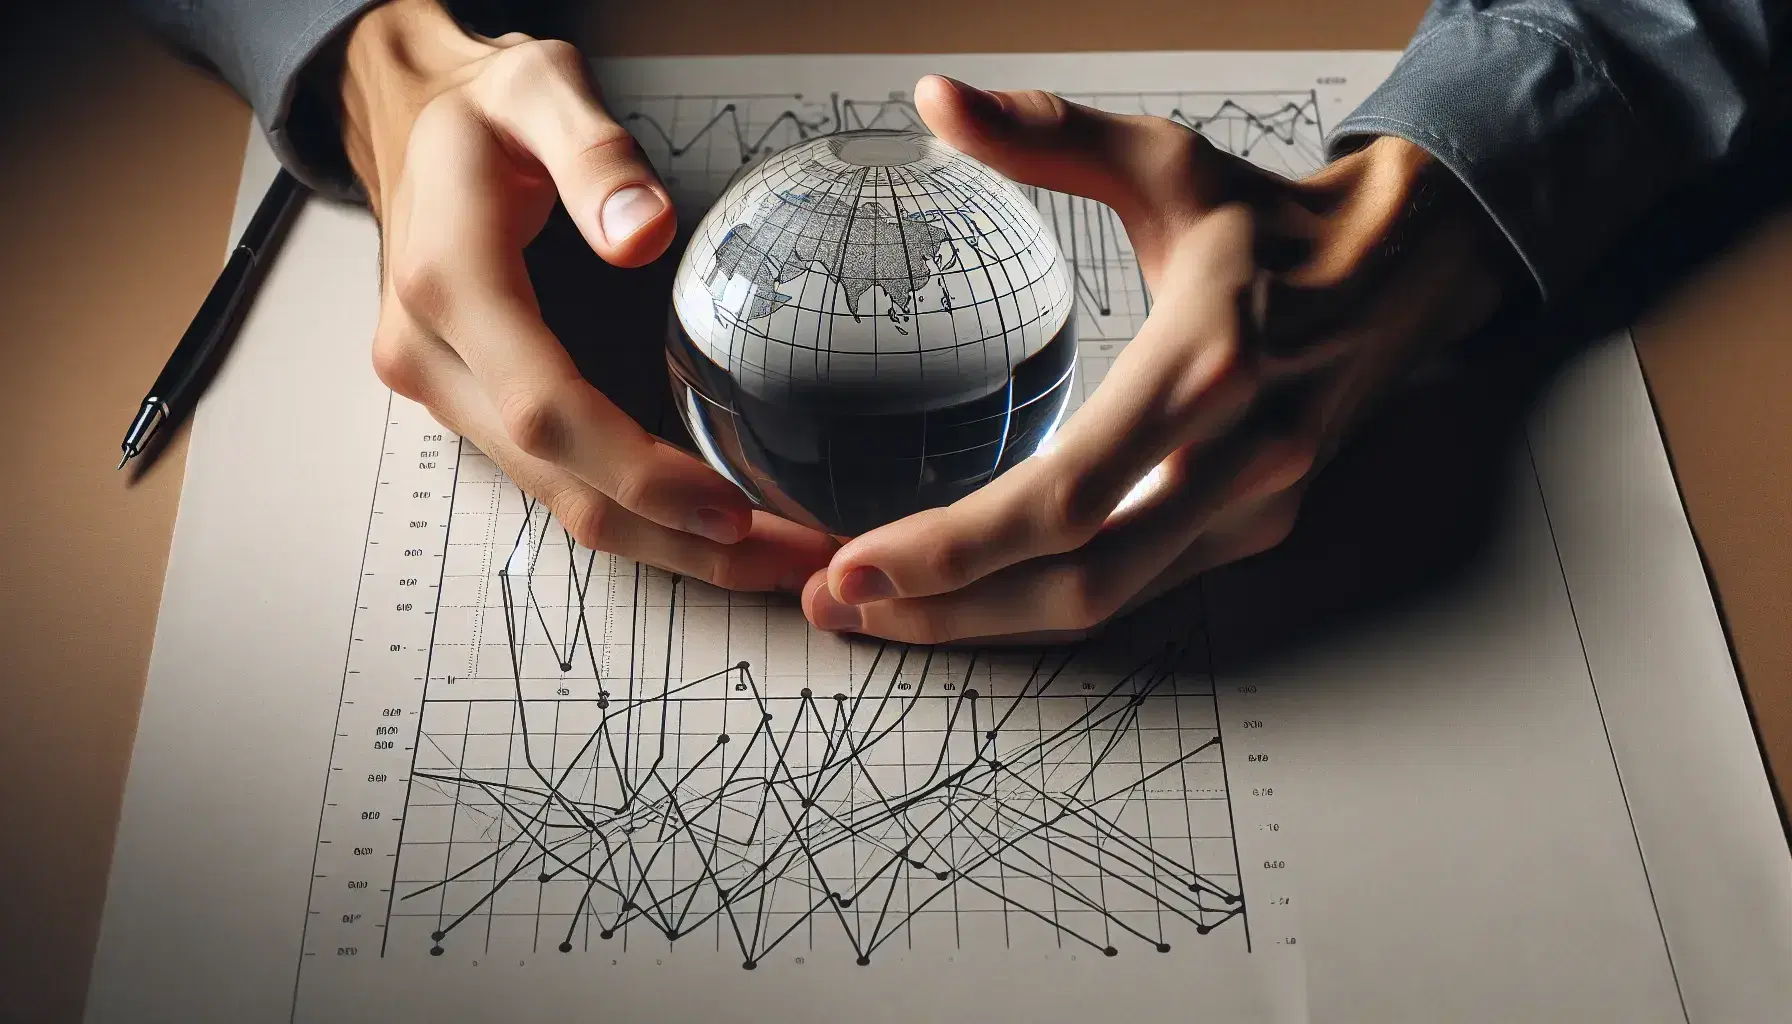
top-left (667, 129), bottom-right (1077, 537)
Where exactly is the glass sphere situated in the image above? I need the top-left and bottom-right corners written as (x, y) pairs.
top-left (667, 129), bottom-right (1077, 537)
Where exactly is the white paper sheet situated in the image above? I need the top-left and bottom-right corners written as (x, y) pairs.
top-left (87, 52), bottom-right (1792, 1024)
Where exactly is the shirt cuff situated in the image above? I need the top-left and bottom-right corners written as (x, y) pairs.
top-left (1326, 12), bottom-right (1669, 300)
top-left (162, 0), bottom-right (387, 200)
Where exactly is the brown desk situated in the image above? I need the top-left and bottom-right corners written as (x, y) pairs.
top-left (2, 3), bottom-right (1786, 1020)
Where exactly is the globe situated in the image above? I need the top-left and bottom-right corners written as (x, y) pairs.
top-left (667, 128), bottom-right (1077, 537)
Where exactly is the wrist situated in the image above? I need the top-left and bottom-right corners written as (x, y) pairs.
top-left (1297, 137), bottom-right (1468, 279)
top-left (1287, 135), bottom-right (1522, 329)
top-left (340, 0), bottom-right (493, 214)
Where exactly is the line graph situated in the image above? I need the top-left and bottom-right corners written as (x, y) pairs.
top-left (384, 453), bottom-right (1243, 965)
top-left (620, 90), bottom-right (1323, 185)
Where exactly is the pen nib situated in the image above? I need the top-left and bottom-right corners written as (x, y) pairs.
top-left (117, 453), bottom-right (131, 471)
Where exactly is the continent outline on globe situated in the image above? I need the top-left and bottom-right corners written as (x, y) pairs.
top-left (703, 167), bottom-right (959, 330)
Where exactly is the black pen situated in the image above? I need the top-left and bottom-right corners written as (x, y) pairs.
top-left (117, 167), bottom-right (308, 470)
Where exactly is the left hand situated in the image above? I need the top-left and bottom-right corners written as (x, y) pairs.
top-left (801, 75), bottom-right (1518, 644)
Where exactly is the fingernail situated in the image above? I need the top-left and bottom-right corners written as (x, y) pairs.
top-left (601, 184), bottom-right (664, 245)
top-left (810, 589), bottom-right (862, 632)
top-left (838, 566), bottom-right (895, 605)
top-left (691, 507), bottom-right (742, 545)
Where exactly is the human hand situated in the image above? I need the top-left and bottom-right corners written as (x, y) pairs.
top-left (339, 0), bottom-right (834, 590)
top-left (803, 75), bottom-right (1518, 643)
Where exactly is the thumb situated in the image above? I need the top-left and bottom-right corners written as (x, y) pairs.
top-left (914, 75), bottom-right (1216, 242)
top-left (476, 41), bottom-right (676, 268)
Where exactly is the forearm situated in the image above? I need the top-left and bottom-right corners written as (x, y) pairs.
top-left (1334, 0), bottom-right (1788, 299)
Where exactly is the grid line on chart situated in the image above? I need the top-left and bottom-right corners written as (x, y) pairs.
top-left (383, 448), bottom-right (1245, 967)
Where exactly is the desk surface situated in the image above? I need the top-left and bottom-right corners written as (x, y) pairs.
top-left (2, 3), bottom-right (1788, 1021)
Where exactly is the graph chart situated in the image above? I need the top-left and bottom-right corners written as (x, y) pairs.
top-left (292, 76), bottom-right (1314, 1007)
top-left (383, 465), bottom-right (1242, 965)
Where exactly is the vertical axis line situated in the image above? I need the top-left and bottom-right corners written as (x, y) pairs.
top-left (291, 391), bottom-right (396, 1020)
top-left (381, 431), bottom-right (465, 955)
top-left (1199, 577), bottom-right (1251, 952)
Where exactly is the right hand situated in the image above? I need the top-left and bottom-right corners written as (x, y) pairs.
top-left (338, 0), bottom-right (835, 591)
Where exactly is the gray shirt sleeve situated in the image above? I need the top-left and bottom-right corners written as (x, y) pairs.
top-left (128, 0), bottom-right (385, 198)
top-left (134, 0), bottom-right (1782, 294)
top-left (1330, 0), bottom-right (1786, 299)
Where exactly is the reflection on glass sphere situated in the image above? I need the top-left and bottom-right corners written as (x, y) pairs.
top-left (667, 128), bottom-right (1076, 537)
